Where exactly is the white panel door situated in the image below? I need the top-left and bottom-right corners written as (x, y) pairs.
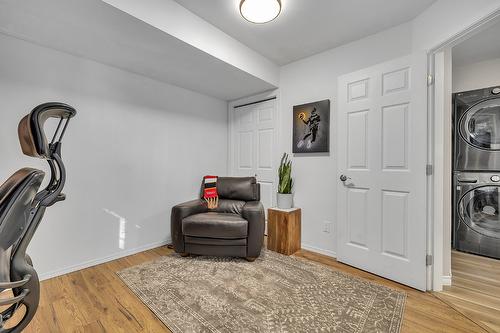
top-left (232, 99), bottom-right (277, 212)
top-left (337, 55), bottom-right (427, 290)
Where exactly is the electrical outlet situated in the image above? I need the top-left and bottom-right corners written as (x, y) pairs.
top-left (323, 221), bottom-right (332, 233)
top-left (323, 221), bottom-right (334, 234)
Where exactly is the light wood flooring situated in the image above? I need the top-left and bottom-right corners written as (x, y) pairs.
top-left (17, 246), bottom-right (494, 332)
top-left (434, 250), bottom-right (500, 333)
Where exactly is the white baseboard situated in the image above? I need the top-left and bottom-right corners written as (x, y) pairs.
top-left (301, 243), bottom-right (337, 258)
top-left (442, 275), bottom-right (452, 286)
top-left (38, 239), bottom-right (171, 281)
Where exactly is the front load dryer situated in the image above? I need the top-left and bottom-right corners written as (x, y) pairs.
top-left (454, 86), bottom-right (500, 171)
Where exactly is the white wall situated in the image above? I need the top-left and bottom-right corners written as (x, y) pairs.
top-left (278, 23), bottom-right (413, 256)
top-left (0, 33), bottom-right (228, 279)
top-left (453, 57), bottom-right (500, 92)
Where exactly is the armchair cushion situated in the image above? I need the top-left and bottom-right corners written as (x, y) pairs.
top-left (184, 236), bottom-right (246, 246)
top-left (182, 212), bottom-right (248, 239)
top-left (213, 199), bottom-right (246, 215)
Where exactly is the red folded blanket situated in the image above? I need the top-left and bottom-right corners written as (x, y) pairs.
top-left (203, 175), bottom-right (218, 209)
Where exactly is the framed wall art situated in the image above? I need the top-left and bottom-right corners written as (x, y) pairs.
top-left (293, 99), bottom-right (330, 153)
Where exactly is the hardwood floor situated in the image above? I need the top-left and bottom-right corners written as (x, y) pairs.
top-left (434, 251), bottom-right (500, 333)
top-left (20, 247), bottom-right (489, 333)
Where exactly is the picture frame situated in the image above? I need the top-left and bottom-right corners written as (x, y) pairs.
top-left (292, 99), bottom-right (330, 153)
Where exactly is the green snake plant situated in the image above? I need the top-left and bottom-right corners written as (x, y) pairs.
top-left (278, 153), bottom-right (293, 194)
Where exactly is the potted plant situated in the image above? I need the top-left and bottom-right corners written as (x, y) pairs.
top-left (277, 153), bottom-right (293, 209)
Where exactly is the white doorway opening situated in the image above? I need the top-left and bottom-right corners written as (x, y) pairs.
top-left (429, 9), bottom-right (500, 292)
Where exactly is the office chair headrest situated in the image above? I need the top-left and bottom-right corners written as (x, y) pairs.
top-left (18, 102), bottom-right (77, 159)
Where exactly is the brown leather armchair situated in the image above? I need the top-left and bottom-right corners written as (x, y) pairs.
top-left (171, 177), bottom-right (265, 261)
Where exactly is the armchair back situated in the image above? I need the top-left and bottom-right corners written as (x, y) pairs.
top-left (200, 177), bottom-right (260, 202)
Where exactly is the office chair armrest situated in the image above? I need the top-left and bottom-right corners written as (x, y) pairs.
top-left (171, 199), bottom-right (208, 253)
top-left (242, 201), bottom-right (265, 258)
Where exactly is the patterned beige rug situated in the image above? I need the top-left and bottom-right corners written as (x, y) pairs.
top-left (118, 250), bottom-right (406, 333)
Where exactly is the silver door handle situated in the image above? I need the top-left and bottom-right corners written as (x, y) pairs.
top-left (340, 175), bottom-right (351, 182)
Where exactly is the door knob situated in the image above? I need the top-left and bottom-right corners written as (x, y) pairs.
top-left (340, 174), bottom-right (351, 182)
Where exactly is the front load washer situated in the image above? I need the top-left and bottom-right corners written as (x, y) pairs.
top-left (453, 171), bottom-right (500, 259)
top-left (454, 86), bottom-right (500, 171)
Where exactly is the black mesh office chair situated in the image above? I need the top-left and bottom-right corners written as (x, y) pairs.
top-left (0, 102), bottom-right (76, 332)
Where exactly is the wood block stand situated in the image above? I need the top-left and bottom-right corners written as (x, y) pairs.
top-left (267, 207), bottom-right (301, 255)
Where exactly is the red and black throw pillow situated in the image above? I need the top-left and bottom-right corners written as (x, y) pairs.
top-left (203, 175), bottom-right (218, 209)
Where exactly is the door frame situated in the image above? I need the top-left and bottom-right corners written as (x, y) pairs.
top-left (227, 89), bottom-right (281, 207)
top-left (428, 9), bottom-right (500, 291)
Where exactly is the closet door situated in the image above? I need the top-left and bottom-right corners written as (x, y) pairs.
top-left (232, 99), bottom-right (277, 213)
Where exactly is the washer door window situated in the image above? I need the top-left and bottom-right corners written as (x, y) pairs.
top-left (460, 98), bottom-right (500, 150)
top-left (459, 185), bottom-right (500, 239)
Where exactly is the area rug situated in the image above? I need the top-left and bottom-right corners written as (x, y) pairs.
top-left (117, 250), bottom-right (406, 333)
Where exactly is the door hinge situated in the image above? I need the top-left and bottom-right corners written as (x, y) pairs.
top-left (427, 74), bottom-right (434, 86)
top-left (426, 254), bottom-right (433, 266)
top-left (426, 164), bottom-right (433, 176)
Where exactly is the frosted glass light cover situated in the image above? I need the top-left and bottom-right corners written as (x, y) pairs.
top-left (240, 0), bottom-right (281, 24)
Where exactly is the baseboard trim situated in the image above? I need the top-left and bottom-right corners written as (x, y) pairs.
top-left (38, 239), bottom-right (171, 281)
top-left (442, 275), bottom-right (452, 286)
top-left (301, 243), bottom-right (337, 258)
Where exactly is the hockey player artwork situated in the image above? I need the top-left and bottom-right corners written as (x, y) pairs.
top-left (292, 99), bottom-right (330, 153)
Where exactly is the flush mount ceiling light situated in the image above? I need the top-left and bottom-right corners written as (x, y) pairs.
top-left (239, 0), bottom-right (281, 24)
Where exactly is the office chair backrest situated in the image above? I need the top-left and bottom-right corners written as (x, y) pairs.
top-left (0, 168), bottom-right (44, 280)
top-left (0, 102), bottom-right (76, 332)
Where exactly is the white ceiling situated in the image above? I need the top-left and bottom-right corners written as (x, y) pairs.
top-left (0, 0), bottom-right (276, 100)
top-left (453, 19), bottom-right (500, 67)
top-left (174, 0), bottom-right (436, 65)
top-left (0, 0), bottom-right (439, 100)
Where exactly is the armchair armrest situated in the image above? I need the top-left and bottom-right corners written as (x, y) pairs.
top-left (242, 201), bottom-right (265, 257)
top-left (171, 199), bottom-right (208, 253)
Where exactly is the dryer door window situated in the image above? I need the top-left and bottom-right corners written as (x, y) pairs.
top-left (459, 185), bottom-right (500, 239)
top-left (460, 98), bottom-right (500, 150)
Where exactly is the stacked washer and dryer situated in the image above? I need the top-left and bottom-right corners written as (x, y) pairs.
top-left (453, 86), bottom-right (500, 259)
